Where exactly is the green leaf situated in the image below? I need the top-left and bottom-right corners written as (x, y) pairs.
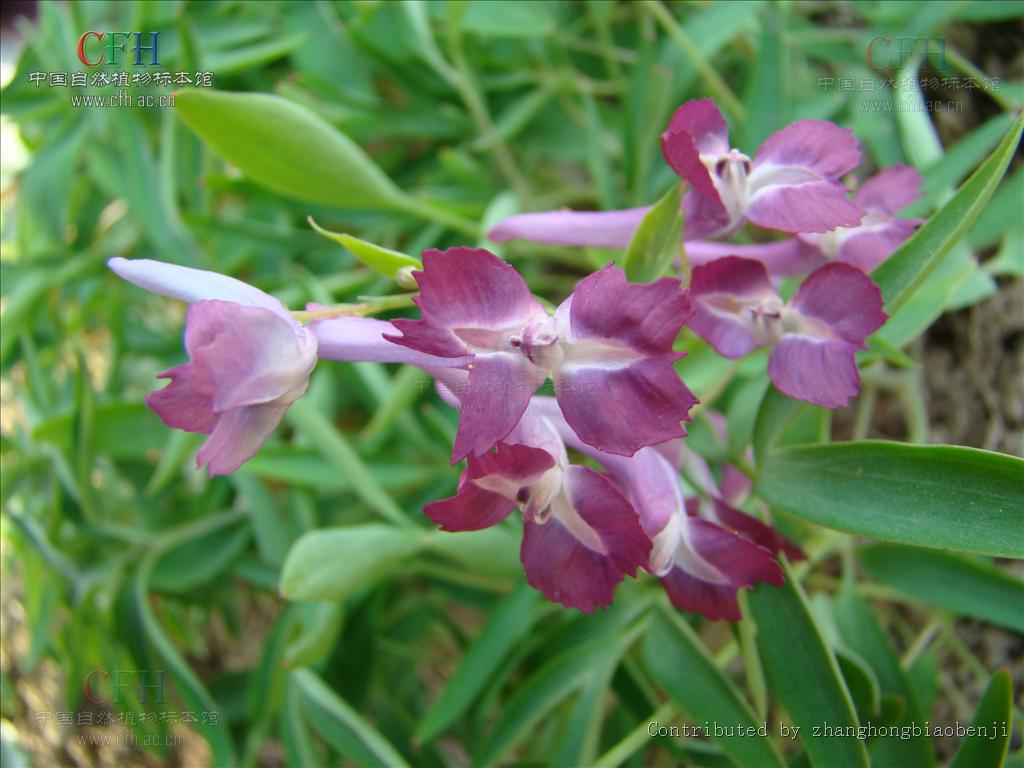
top-left (280, 525), bottom-right (426, 602)
top-left (756, 441), bottom-right (1024, 558)
top-left (833, 588), bottom-right (935, 767)
top-left (293, 668), bottom-right (411, 768)
top-left (457, 0), bottom-right (556, 38)
top-left (642, 609), bottom-right (787, 768)
top-left (307, 217), bottom-right (421, 281)
top-left (416, 584), bottom-right (537, 743)
top-left (949, 670), bottom-right (1014, 768)
top-left (173, 89), bottom-right (409, 210)
top-left (859, 544), bottom-right (1024, 632)
top-left (284, 603), bottom-right (345, 668)
top-left (872, 112), bottom-right (1023, 313)
top-left (622, 182), bottom-right (683, 283)
top-left (748, 565), bottom-right (868, 768)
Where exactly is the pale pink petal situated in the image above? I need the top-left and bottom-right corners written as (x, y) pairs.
top-left (767, 336), bottom-right (862, 409)
top-left (854, 165), bottom-right (923, 214)
top-left (745, 182), bottom-right (865, 234)
top-left (836, 219), bottom-right (920, 273)
top-left (108, 257), bottom-right (292, 322)
top-left (312, 316), bottom-right (472, 368)
top-left (195, 402), bottom-right (290, 476)
top-left (687, 238), bottom-right (825, 278)
top-left (487, 207), bottom-right (650, 249)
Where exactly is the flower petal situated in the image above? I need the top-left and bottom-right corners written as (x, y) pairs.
top-left (312, 316), bottom-right (472, 367)
top-left (688, 238), bottom-right (824, 278)
top-left (424, 442), bottom-right (555, 532)
top-left (836, 219), bottom-right (920, 273)
top-left (452, 353), bottom-right (548, 461)
top-left (108, 257), bottom-right (292, 322)
top-left (767, 336), bottom-right (862, 408)
top-left (195, 402), bottom-right (289, 476)
top-left (708, 497), bottom-right (805, 561)
top-left (789, 263), bottom-right (887, 344)
top-left (660, 518), bottom-right (783, 621)
top-left (386, 247), bottom-right (547, 360)
top-left (146, 364), bottom-right (218, 434)
top-left (520, 466), bottom-right (649, 611)
top-left (687, 256), bottom-right (780, 359)
top-left (661, 98), bottom-right (731, 184)
top-left (747, 120), bottom-right (864, 233)
top-left (854, 165), bottom-right (923, 214)
top-left (487, 207), bottom-right (650, 248)
top-left (183, 301), bottom-right (316, 412)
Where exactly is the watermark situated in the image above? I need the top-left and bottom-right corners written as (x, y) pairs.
top-left (817, 75), bottom-right (1002, 94)
top-left (866, 36), bottom-right (947, 70)
top-left (34, 709), bottom-right (221, 727)
top-left (26, 71), bottom-right (213, 88)
top-left (647, 719), bottom-right (1010, 742)
top-left (69, 90), bottom-right (176, 109)
top-left (859, 98), bottom-right (964, 113)
top-left (77, 31), bottom-right (161, 67)
top-left (77, 732), bottom-right (181, 748)
top-left (83, 669), bottom-right (166, 706)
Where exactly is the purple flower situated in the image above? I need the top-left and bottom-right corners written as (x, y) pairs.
top-left (661, 98), bottom-right (865, 239)
top-left (601, 445), bottom-right (783, 621)
top-left (687, 257), bottom-right (887, 408)
top-left (489, 98), bottom-right (865, 247)
top-left (424, 415), bottom-right (651, 611)
top-left (109, 258), bottom-right (318, 475)
top-left (385, 247), bottom-right (697, 461)
top-left (798, 165), bottom-right (924, 273)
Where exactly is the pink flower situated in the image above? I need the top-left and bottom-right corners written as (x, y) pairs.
top-left (798, 165), bottom-right (924, 273)
top-left (489, 97), bottom-right (865, 247)
top-left (109, 258), bottom-right (317, 475)
top-left (686, 256), bottom-right (887, 408)
top-left (424, 415), bottom-right (650, 611)
top-left (385, 247), bottom-right (697, 461)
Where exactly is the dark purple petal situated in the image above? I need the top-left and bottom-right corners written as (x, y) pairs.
top-left (767, 336), bottom-right (862, 409)
top-left (195, 402), bottom-right (289, 476)
top-left (710, 498), bottom-right (805, 561)
top-left (555, 356), bottom-right (695, 456)
top-left (487, 208), bottom-right (650, 248)
top-left (683, 188), bottom-right (735, 240)
top-left (660, 518), bottom-right (783, 621)
top-left (565, 265), bottom-right (689, 353)
top-left (452, 353), bottom-right (548, 461)
top-left (520, 466), bottom-right (649, 611)
top-left (425, 442), bottom-right (555, 532)
top-left (385, 247), bottom-right (547, 359)
top-left (789, 263), bottom-right (887, 344)
top-left (687, 256), bottom-right (779, 359)
top-left (662, 99), bottom-right (731, 175)
top-left (854, 165), bottom-right (923, 214)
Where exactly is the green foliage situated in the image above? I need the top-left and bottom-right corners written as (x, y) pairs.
top-left (2, 1), bottom-right (1021, 767)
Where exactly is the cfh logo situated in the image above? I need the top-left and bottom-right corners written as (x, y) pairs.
top-left (83, 669), bottom-right (166, 705)
top-left (76, 32), bottom-right (160, 66)
top-left (866, 36), bottom-right (946, 70)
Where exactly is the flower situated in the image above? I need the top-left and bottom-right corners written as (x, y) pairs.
top-left (488, 97), bottom-right (865, 246)
top-left (600, 445), bottom-right (783, 621)
top-left (686, 256), bottom-right (887, 408)
top-left (385, 247), bottom-right (697, 461)
top-left (424, 414), bottom-right (650, 611)
top-left (798, 165), bottom-right (923, 273)
top-left (109, 257), bottom-right (317, 475)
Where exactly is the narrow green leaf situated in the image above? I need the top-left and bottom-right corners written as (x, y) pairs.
top-left (284, 603), bottom-right (345, 668)
top-left (834, 588), bottom-right (935, 767)
top-left (756, 441), bottom-right (1024, 558)
top-left (642, 609), bottom-right (787, 768)
top-left (622, 182), bottom-right (683, 283)
top-left (949, 670), bottom-right (1014, 768)
top-left (859, 544), bottom-right (1024, 632)
top-left (873, 112), bottom-right (1023, 313)
top-left (174, 89), bottom-right (409, 210)
top-left (280, 525), bottom-right (426, 602)
top-left (308, 217), bottom-right (421, 281)
top-left (294, 668), bottom-right (411, 768)
top-left (416, 584), bottom-right (537, 743)
top-left (748, 564), bottom-right (868, 768)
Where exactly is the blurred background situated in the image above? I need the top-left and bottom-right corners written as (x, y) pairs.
top-left (1, 1), bottom-right (1021, 766)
